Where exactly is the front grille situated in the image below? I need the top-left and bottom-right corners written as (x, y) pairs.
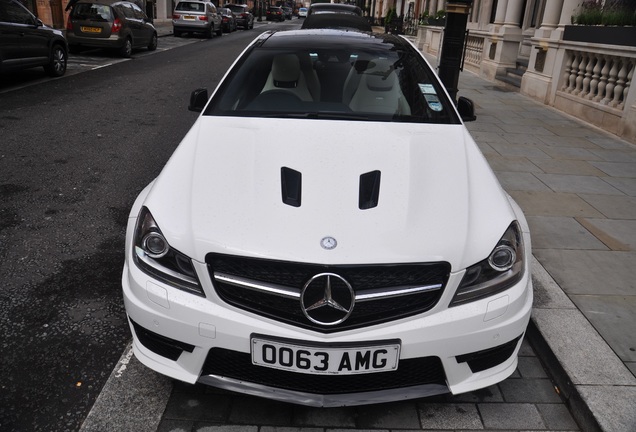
top-left (201, 347), bottom-right (446, 394)
top-left (206, 253), bottom-right (450, 332)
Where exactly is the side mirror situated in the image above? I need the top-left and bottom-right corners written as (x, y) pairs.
top-left (189, 88), bottom-right (209, 112)
top-left (457, 96), bottom-right (476, 122)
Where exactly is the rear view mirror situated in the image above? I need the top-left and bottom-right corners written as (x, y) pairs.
top-left (189, 88), bottom-right (209, 112)
top-left (457, 96), bottom-right (476, 122)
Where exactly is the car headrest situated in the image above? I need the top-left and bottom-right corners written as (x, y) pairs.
top-left (364, 59), bottom-right (396, 91)
top-left (272, 54), bottom-right (301, 88)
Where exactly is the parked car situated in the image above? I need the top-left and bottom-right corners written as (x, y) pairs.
top-left (172, 0), bottom-right (222, 38)
top-left (123, 28), bottom-right (533, 407)
top-left (306, 3), bottom-right (363, 16)
top-left (66, 0), bottom-right (157, 57)
top-left (301, 13), bottom-right (371, 31)
top-left (218, 7), bottom-right (236, 32)
top-left (225, 3), bottom-right (253, 29)
top-left (0, 0), bottom-right (68, 77)
top-left (266, 5), bottom-right (284, 21)
top-left (297, 6), bottom-right (307, 17)
top-left (282, 6), bottom-right (292, 19)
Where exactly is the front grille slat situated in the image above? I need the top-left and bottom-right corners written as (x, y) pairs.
top-left (206, 253), bottom-right (450, 333)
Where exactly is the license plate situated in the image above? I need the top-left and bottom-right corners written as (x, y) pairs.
top-left (251, 337), bottom-right (400, 375)
top-left (184, 15), bottom-right (196, 20)
top-left (81, 26), bottom-right (102, 33)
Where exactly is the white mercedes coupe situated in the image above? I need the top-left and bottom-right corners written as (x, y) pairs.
top-left (122, 28), bottom-right (532, 407)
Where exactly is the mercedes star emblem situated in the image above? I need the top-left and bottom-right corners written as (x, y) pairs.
top-left (320, 236), bottom-right (337, 250)
top-left (301, 273), bottom-right (354, 325)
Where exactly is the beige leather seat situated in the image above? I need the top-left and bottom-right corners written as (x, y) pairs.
top-left (261, 54), bottom-right (316, 102)
top-left (348, 58), bottom-right (411, 115)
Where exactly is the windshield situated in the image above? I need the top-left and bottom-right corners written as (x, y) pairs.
top-left (72, 3), bottom-right (113, 20)
top-left (205, 34), bottom-right (460, 124)
top-left (175, 2), bottom-right (205, 12)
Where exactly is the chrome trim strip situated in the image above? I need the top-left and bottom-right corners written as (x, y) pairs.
top-left (213, 272), bottom-right (442, 302)
top-left (214, 272), bottom-right (300, 299)
top-left (355, 284), bottom-right (442, 302)
top-left (197, 374), bottom-right (449, 407)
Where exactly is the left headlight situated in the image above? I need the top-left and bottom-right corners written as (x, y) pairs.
top-left (133, 206), bottom-right (205, 297)
top-left (450, 221), bottom-right (525, 307)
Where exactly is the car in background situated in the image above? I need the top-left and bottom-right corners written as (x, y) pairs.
top-left (297, 7), bottom-right (307, 17)
top-left (0, 0), bottom-right (67, 77)
top-left (218, 7), bottom-right (236, 32)
top-left (301, 12), bottom-right (371, 31)
top-left (66, 0), bottom-right (157, 57)
top-left (266, 5), bottom-right (284, 21)
top-left (123, 28), bottom-right (533, 408)
top-left (172, 0), bottom-right (222, 38)
top-left (282, 6), bottom-right (292, 19)
top-left (306, 3), bottom-right (362, 16)
top-left (225, 3), bottom-right (253, 29)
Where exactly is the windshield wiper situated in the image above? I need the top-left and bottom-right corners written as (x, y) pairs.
top-left (284, 112), bottom-right (370, 121)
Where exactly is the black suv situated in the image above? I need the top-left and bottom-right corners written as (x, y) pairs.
top-left (225, 4), bottom-right (253, 29)
top-left (0, 0), bottom-right (68, 77)
top-left (266, 6), bottom-right (284, 22)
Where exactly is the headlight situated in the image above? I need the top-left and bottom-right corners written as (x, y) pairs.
top-left (133, 207), bottom-right (204, 297)
top-left (450, 221), bottom-right (524, 306)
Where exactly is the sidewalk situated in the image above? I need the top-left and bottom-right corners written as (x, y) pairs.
top-left (450, 53), bottom-right (636, 431)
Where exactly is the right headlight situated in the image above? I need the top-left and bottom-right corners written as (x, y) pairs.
top-left (132, 206), bottom-right (204, 297)
top-left (450, 221), bottom-right (525, 307)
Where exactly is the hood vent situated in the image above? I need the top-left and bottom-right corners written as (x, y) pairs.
top-left (359, 170), bottom-right (381, 210)
top-left (281, 167), bottom-right (302, 207)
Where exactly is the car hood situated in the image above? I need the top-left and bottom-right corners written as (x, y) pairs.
top-left (143, 117), bottom-right (517, 271)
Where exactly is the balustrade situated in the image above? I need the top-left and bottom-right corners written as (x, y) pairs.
top-left (560, 50), bottom-right (634, 110)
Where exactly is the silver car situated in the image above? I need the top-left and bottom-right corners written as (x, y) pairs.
top-left (172, 0), bottom-right (222, 38)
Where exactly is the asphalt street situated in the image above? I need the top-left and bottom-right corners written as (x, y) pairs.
top-left (0, 22), bottom-right (262, 431)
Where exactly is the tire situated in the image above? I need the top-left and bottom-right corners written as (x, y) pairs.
top-left (43, 44), bottom-right (67, 77)
top-left (174, 30), bottom-right (182, 37)
top-left (119, 37), bottom-right (132, 57)
top-left (147, 33), bottom-right (157, 51)
top-left (215, 25), bottom-right (222, 36)
top-left (68, 44), bottom-right (81, 54)
top-left (249, 20), bottom-right (253, 29)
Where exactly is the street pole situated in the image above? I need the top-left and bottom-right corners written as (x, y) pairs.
top-left (437, 1), bottom-right (473, 103)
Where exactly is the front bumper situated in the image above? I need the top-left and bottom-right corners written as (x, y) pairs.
top-left (122, 242), bottom-right (532, 406)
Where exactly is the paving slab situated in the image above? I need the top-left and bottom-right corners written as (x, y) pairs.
top-left (485, 156), bottom-right (544, 173)
top-left (534, 173), bottom-right (625, 195)
top-left (578, 193), bottom-right (636, 219)
top-left (582, 218), bottom-right (636, 249)
top-left (526, 216), bottom-right (608, 250)
top-left (508, 191), bottom-right (605, 218)
top-left (529, 159), bottom-right (607, 176)
top-left (569, 294), bottom-right (636, 362)
top-left (477, 403), bottom-right (546, 430)
top-left (533, 250), bottom-right (636, 296)
top-left (495, 172), bottom-right (552, 191)
top-left (418, 403), bottom-right (483, 430)
top-left (600, 177), bottom-right (636, 196)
